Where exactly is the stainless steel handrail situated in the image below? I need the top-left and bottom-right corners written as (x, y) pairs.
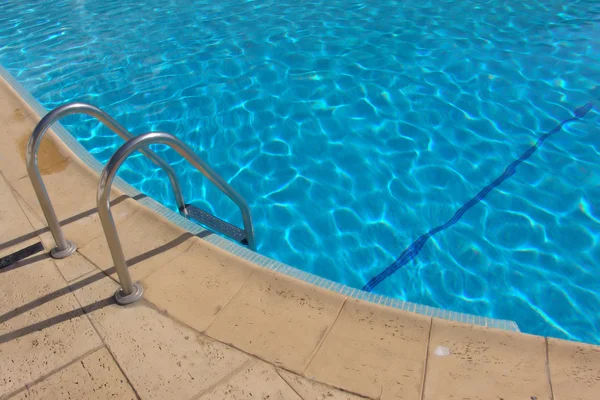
top-left (98, 132), bottom-right (256, 304)
top-left (26, 102), bottom-right (186, 259)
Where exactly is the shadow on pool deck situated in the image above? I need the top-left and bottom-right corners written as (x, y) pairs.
top-left (0, 228), bottom-right (212, 343)
top-left (0, 193), bottom-right (147, 252)
top-left (0, 296), bottom-right (114, 344)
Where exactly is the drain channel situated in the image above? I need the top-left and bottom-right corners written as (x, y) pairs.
top-left (0, 241), bottom-right (45, 269)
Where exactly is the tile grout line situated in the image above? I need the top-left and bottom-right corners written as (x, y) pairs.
top-left (7, 167), bottom-right (145, 255)
top-left (302, 296), bottom-right (348, 375)
top-left (76, 251), bottom-right (121, 285)
top-left (6, 161), bottom-right (69, 226)
top-left (38, 232), bottom-right (136, 400)
top-left (139, 292), bottom-right (323, 383)
top-left (276, 368), bottom-right (371, 400)
top-left (11, 193), bottom-right (45, 229)
top-left (545, 337), bottom-right (555, 400)
top-left (0, 344), bottom-right (105, 400)
top-left (42, 192), bottom-right (146, 258)
top-left (70, 284), bottom-right (143, 400)
top-left (103, 341), bottom-right (143, 400)
top-left (203, 268), bottom-right (257, 333)
top-left (419, 317), bottom-right (434, 400)
top-left (136, 236), bottom-right (198, 284)
top-left (188, 358), bottom-right (257, 400)
top-left (275, 368), bottom-right (307, 400)
top-left (76, 196), bottom-right (146, 250)
top-left (4, 178), bottom-right (137, 400)
top-left (140, 294), bottom-right (374, 400)
top-left (51, 259), bottom-right (143, 400)
top-left (3, 172), bottom-right (46, 238)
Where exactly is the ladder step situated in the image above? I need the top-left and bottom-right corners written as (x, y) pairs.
top-left (182, 204), bottom-right (248, 245)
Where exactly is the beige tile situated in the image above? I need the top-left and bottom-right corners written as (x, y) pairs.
top-left (142, 240), bottom-right (255, 332)
top-left (0, 86), bottom-right (69, 183)
top-left (206, 269), bottom-right (346, 374)
top-left (305, 299), bottom-right (430, 399)
top-left (11, 159), bottom-right (140, 251)
top-left (0, 257), bottom-right (103, 397)
top-left (0, 174), bottom-right (44, 261)
top-left (53, 252), bottom-right (100, 283)
top-left (278, 369), bottom-right (368, 400)
top-left (10, 190), bottom-right (116, 270)
top-left (79, 205), bottom-right (196, 282)
top-left (62, 257), bottom-right (126, 311)
top-left (9, 347), bottom-right (137, 400)
top-left (196, 361), bottom-right (302, 400)
top-left (422, 318), bottom-right (551, 400)
top-left (0, 174), bottom-right (32, 242)
top-left (8, 189), bottom-right (57, 252)
top-left (549, 338), bottom-right (600, 400)
top-left (68, 270), bottom-right (250, 400)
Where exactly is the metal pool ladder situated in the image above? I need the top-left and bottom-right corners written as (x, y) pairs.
top-left (27, 103), bottom-right (256, 303)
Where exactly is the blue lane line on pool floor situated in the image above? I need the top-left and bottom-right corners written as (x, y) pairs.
top-left (362, 102), bottom-right (594, 292)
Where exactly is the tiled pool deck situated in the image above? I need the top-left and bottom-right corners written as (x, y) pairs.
top-left (1, 74), bottom-right (599, 399)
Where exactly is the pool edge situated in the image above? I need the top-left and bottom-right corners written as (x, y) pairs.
top-left (0, 64), bottom-right (520, 333)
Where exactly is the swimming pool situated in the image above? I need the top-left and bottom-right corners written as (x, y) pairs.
top-left (1, 0), bottom-right (598, 344)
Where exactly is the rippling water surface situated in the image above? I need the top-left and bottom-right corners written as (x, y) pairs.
top-left (1, 0), bottom-right (599, 343)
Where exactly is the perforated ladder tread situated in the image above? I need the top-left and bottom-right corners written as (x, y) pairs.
top-left (182, 204), bottom-right (248, 245)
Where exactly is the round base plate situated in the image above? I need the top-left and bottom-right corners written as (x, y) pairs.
top-left (114, 283), bottom-right (144, 305)
top-left (50, 241), bottom-right (77, 259)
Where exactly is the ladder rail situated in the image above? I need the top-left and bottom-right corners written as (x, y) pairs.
top-left (98, 131), bottom-right (256, 304)
top-left (26, 102), bottom-right (186, 258)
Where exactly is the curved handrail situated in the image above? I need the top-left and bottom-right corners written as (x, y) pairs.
top-left (98, 132), bottom-right (256, 303)
top-left (26, 102), bottom-right (186, 258)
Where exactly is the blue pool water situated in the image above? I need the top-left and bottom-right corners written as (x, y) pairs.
top-left (1, 0), bottom-right (599, 344)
